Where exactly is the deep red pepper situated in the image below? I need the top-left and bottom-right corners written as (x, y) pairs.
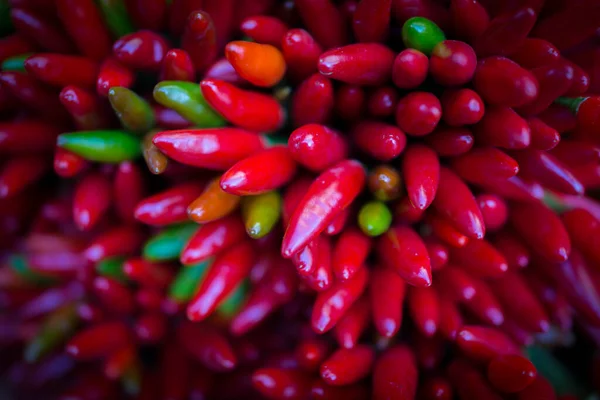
top-left (473, 57), bottom-right (538, 107)
top-left (65, 321), bottom-right (130, 360)
top-left (550, 140), bottom-right (600, 166)
top-left (295, 0), bottom-right (348, 49)
top-left (10, 7), bottom-right (75, 53)
top-left (318, 43), bottom-right (394, 86)
top-left (252, 368), bottom-right (310, 399)
top-left (126, 0), bottom-right (166, 31)
top-left (153, 128), bottom-right (266, 170)
top-left (538, 104), bottom-right (577, 134)
top-left (0, 156), bottom-right (48, 199)
top-left (325, 206), bottom-right (350, 236)
top-left (395, 92), bottom-right (442, 136)
top-left (296, 338), bottom-right (330, 372)
top-left (448, 359), bottom-right (503, 400)
top-left (84, 225), bottom-right (145, 262)
top-left (516, 375), bottom-right (556, 400)
top-left (123, 258), bottom-right (173, 289)
top-left (392, 48), bottom-right (428, 89)
top-left (370, 266), bottom-right (405, 338)
top-left (436, 266), bottom-right (477, 303)
top-left (56, 0), bottom-right (112, 61)
top-left (425, 211), bottom-right (469, 248)
top-left (59, 86), bottom-right (112, 130)
top-left (320, 345), bottom-right (374, 386)
top-left (494, 231), bottom-right (530, 269)
top-left (430, 40), bottom-right (477, 86)
top-left (334, 84), bottom-right (365, 123)
top-left (474, 7), bottom-right (537, 57)
top-left (464, 279), bottom-right (504, 325)
top-left (291, 73), bottom-right (334, 128)
top-left (450, 0), bottom-right (490, 42)
top-left (160, 49), bottom-right (195, 82)
top-left (282, 177), bottom-right (313, 227)
top-left (419, 376), bottom-right (453, 400)
top-left (134, 182), bottom-right (204, 226)
top-left (564, 60), bottom-right (590, 96)
top-left (474, 106), bottom-right (531, 149)
top-left (201, 78), bottom-right (285, 133)
top-left (413, 332), bottom-right (444, 370)
top-left (167, 0), bottom-right (204, 36)
top-left (377, 225), bottom-right (432, 287)
top-left (450, 238), bottom-right (508, 278)
top-left (241, 16), bottom-right (288, 48)
top-left (0, 34), bottom-right (35, 64)
top-left (333, 296), bottom-right (370, 349)
top-left (527, 117), bottom-right (560, 150)
top-left (509, 38), bottom-right (560, 69)
top-left (438, 298), bottom-right (463, 341)
top-left (96, 57), bottom-right (135, 97)
top-left (177, 321), bottom-right (237, 371)
top-left (113, 30), bottom-right (170, 71)
top-left (332, 227), bottom-right (371, 281)
top-left (300, 235), bottom-right (334, 292)
top-left (282, 28), bottom-right (323, 83)
top-left (114, 161), bottom-right (146, 223)
top-left (288, 124), bottom-right (349, 173)
top-left (187, 241), bottom-right (254, 321)
top-left (182, 11), bottom-right (217, 73)
top-left (73, 172), bottom-right (112, 231)
top-left (282, 160), bottom-right (364, 257)
top-left (367, 86), bottom-right (398, 118)
top-left (351, 121), bottom-right (406, 162)
top-left (93, 276), bottom-right (136, 314)
top-left (476, 193), bottom-right (508, 231)
top-left (424, 127), bottom-right (474, 157)
top-left (312, 267), bottom-right (368, 334)
top-left (134, 312), bottom-right (167, 344)
top-left (425, 237), bottom-right (448, 270)
top-left (372, 346), bottom-right (418, 400)
top-left (441, 88), bottom-right (485, 127)
top-left (456, 326), bottom-right (519, 362)
top-left (352, 0), bottom-right (391, 43)
top-left (562, 209), bottom-right (600, 266)
top-left (512, 149), bottom-right (584, 195)
top-left (402, 144), bottom-right (439, 210)
top-left (518, 61), bottom-right (574, 116)
top-left (451, 147), bottom-right (518, 185)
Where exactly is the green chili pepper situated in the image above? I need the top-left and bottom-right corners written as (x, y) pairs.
top-left (153, 81), bottom-right (225, 128)
top-left (96, 257), bottom-right (126, 281)
top-left (526, 346), bottom-right (586, 397)
top-left (168, 261), bottom-right (211, 302)
top-left (24, 305), bottom-right (79, 363)
top-left (57, 130), bottom-right (142, 163)
top-left (402, 17), bottom-right (446, 55)
top-left (143, 223), bottom-right (198, 262)
top-left (555, 96), bottom-right (587, 114)
top-left (95, 0), bottom-right (135, 38)
top-left (217, 280), bottom-right (248, 318)
top-left (2, 53), bottom-right (32, 72)
top-left (241, 191), bottom-right (282, 239)
top-left (358, 201), bottom-right (392, 237)
top-left (9, 254), bottom-right (55, 285)
top-left (108, 87), bottom-right (155, 134)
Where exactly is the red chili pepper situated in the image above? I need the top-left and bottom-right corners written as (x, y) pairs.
top-left (474, 7), bottom-right (537, 57)
top-left (425, 237), bottom-right (448, 271)
top-left (424, 126), bottom-right (474, 157)
top-left (10, 8), bottom-right (75, 53)
top-left (441, 88), bottom-right (485, 127)
top-left (473, 57), bottom-right (539, 107)
top-left (377, 225), bottom-right (432, 287)
top-left (92, 276), bottom-right (136, 314)
top-left (438, 298), bottom-right (463, 341)
top-left (182, 11), bottom-right (217, 73)
top-left (451, 147), bottom-right (519, 185)
top-left (0, 156), bottom-right (48, 199)
top-left (448, 359), bottom-right (503, 400)
top-left (528, 117), bottom-right (560, 150)
top-left (126, 0), bottom-right (166, 31)
top-left (252, 368), bottom-right (310, 399)
top-left (123, 258), bottom-right (173, 288)
top-left (402, 144), bottom-right (439, 210)
top-left (160, 341), bottom-right (190, 399)
top-left (136, 288), bottom-right (164, 311)
top-left (295, 0), bottom-right (348, 49)
top-left (550, 140), bottom-right (600, 167)
top-left (318, 43), bottom-right (394, 86)
top-left (0, 34), bottom-right (35, 64)
top-left (396, 92), bottom-right (442, 136)
top-left (168, 0), bottom-right (204, 36)
top-left (419, 376), bottom-right (453, 400)
top-left (488, 355), bottom-right (538, 393)
top-left (282, 160), bottom-right (365, 257)
top-left (300, 235), bottom-right (334, 292)
top-left (177, 321), bottom-right (237, 371)
top-left (296, 338), bottom-right (330, 372)
top-left (474, 106), bottom-right (531, 149)
top-left (187, 241), bottom-right (254, 321)
top-left (65, 321), bottom-right (130, 360)
top-left (114, 161), bottom-right (145, 223)
top-left (291, 73), bottom-right (334, 128)
top-left (0, 71), bottom-right (69, 123)
top-left (509, 38), bottom-right (560, 69)
top-left (491, 271), bottom-right (550, 333)
top-left (312, 267), bottom-right (368, 334)
top-left (516, 375), bottom-right (557, 400)
top-left (113, 30), bottom-right (170, 71)
top-left (84, 225), bottom-right (145, 262)
top-left (231, 261), bottom-right (297, 335)
top-left (59, 86), bottom-right (112, 131)
top-left (325, 206), bottom-right (350, 236)
top-left (430, 40), bottom-right (477, 87)
top-left (160, 49), bottom-right (195, 82)
top-left (370, 266), bottom-right (404, 338)
top-left (352, 121), bottom-right (406, 162)
top-left (518, 62), bottom-right (574, 116)
top-left (562, 209), bottom-right (600, 266)
top-left (320, 345), bottom-right (374, 386)
top-left (538, 104), bottom-right (577, 134)
top-left (512, 149), bottom-right (584, 195)
top-left (73, 172), bottom-right (112, 231)
top-left (367, 86), bottom-right (398, 118)
top-left (450, 0), bottom-right (490, 42)
top-left (333, 296), bottom-right (370, 349)
top-left (96, 57), bottom-right (135, 97)
top-left (203, 0), bottom-right (235, 50)
top-left (56, 0), bottom-right (113, 61)
top-left (413, 332), bottom-right (444, 370)
top-left (200, 78), bottom-right (285, 132)
top-left (564, 60), bottom-right (590, 97)
top-left (334, 84), bottom-right (366, 122)
top-left (282, 177), bottom-right (312, 227)
top-left (332, 227), bottom-right (371, 281)
top-left (282, 28), bottom-right (323, 83)
top-left (456, 326), bottom-right (519, 362)
top-left (392, 48), bottom-right (428, 89)
top-left (152, 128), bottom-right (266, 170)
top-left (463, 278), bottom-right (505, 326)
top-left (220, 146), bottom-right (296, 195)
top-left (180, 215), bottom-right (242, 265)
top-left (134, 312), bottom-right (167, 344)
top-left (476, 193), bottom-right (508, 231)
top-left (352, 0), bottom-right (391, 43)
top-left (425, 211), bottom-right (469, 248)
top-left (408, 287), bottom-right (439, 337)
top-left (134, 183), bottom-right (204, 226)
top-left (372, 345), bottom-right (418, 400)
top-left (494, 231), bottom-right (530, 269)
top-left (240, 16), bottom-right (288, 48)
top-left (436, 266), bottom-right (477, 303)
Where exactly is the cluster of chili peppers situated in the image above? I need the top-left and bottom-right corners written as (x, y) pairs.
top-left (1, 0), bottom-right (600, 399)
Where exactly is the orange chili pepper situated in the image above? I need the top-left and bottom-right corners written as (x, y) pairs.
top-left (187, 177), bottom-right (240, 223)
top-left (225, 41), bottom-right (286, 87)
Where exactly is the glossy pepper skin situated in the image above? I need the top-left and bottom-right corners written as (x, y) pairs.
top-left (291, 73), bottom-right (334, 128)
top-left (187, 177), bottom-right (240, 224)
top-left (73, 173), bottom-right (112, 231)
top-left (96, 57), bottom-right (135, 97)
top-left (318, 43), bottom-right (394, 86)
top-left (352, 121), bottom-right (406, 162)
top-left (112, 30), bottom-right (169, 71)
top-left (473, 56), bottom-right (538, 107)
top-left (373, 346), bottom-right (418, 400)
top-left (220, 146), bottom-right (296, 196)
top-left (59, 86), bottom-right (112, 131)
top-left (200, 79), bottom-right (285, 133)
top-left (134, 183), bottom-right (204, 226)
top-left (225, 41), bottom-right (285, 88)
top-left (160, 49), bottom-right (195, 82)
top-left (282, 28), bottom-right (323, 83)
top-left (108, 87), bottom-right (155, 133)
top-left (152, 128), bottom-right (265, 170)
top-left (182, 11), bottom-right (217, 73)
top-left (371, 266), bottom-right (405, 337)
top-left (240, 16), bottom-right (288, 48)
top-left (320, 345), bottom-right (374, 386)
top-left (402, 144), bottom-right (439, 210)
top-left (282, 160), bottom-right (365, 257)
top-left (288, 124), bottom-right (349, 172)
top-left (295, 0), bottom-right (348, 50)
top-left (57, 130), bottom-right (141, 163)
top-left (241, 191), bottom-right (282, 239)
